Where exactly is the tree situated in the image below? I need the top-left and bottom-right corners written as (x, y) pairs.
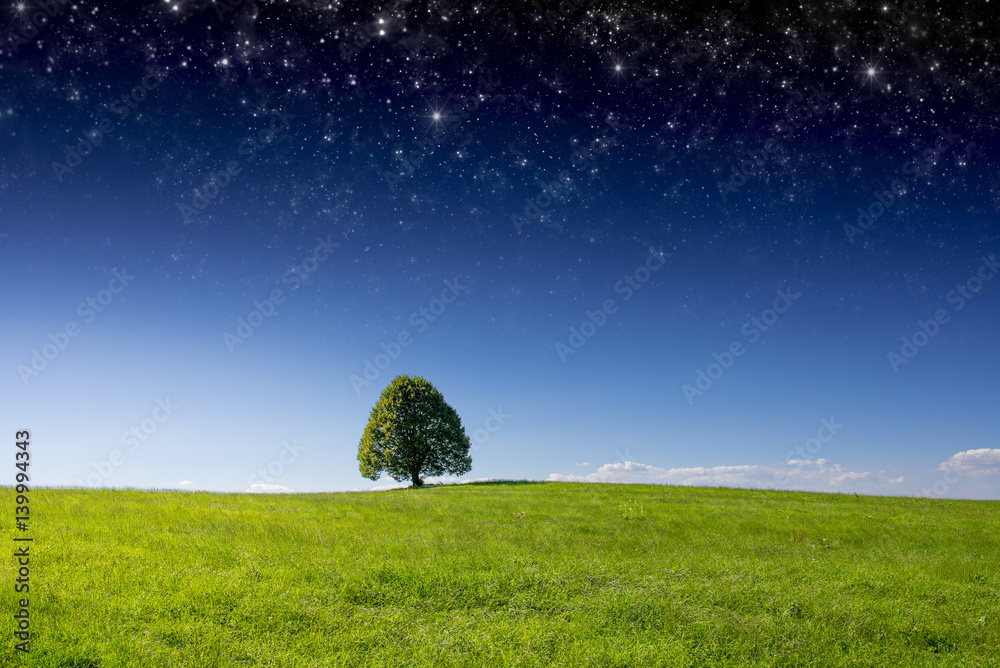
top-left (358, 375), bottom-right (472, 487)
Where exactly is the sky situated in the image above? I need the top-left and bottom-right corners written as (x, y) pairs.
top-left (2, 0), bottom-right (998, 498)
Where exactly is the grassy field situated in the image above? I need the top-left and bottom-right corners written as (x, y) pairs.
top-left (2, 482), bottom-right (998, 667)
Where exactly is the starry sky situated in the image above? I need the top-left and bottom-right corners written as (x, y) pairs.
top-left (2, 0), bottom-right (999, 497)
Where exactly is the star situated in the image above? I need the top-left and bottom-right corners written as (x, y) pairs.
top-left (427, 103), bottom-right (446, 127)
top-left (610, 59), bottom-right (627, 83)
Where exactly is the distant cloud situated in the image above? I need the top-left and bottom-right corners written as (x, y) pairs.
top-left (177, 480), bottom-right (194, 487)
top-left (574, 462), bottom-right (591, 467)
top-left (938, 449), bottom-right (1000, 477)
top-left (367, 476), bottom-right (499, 492)
top-left (547, 459), bottom-right (903, 492)
top-left (246, 483), bottom-right (293, 493)
top-left (368, 482), bottom-right (409, 491)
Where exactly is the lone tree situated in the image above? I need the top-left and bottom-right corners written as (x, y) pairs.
top-left (358, 375), bottom-right (472, 487)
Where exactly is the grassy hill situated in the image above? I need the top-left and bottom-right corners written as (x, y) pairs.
top-left (3, 482), bottom-right (998, 667)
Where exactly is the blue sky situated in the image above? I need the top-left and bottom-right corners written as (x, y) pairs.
top-left (2, 1), bottom-right (998, 498)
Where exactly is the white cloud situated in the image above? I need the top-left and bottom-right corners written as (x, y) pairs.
top-left (367, 476), bottom-right (499, 492)
top-left (177, 480), bottom-right (194, 487)
top-left (937, 449), bottom-right (1000, 477)
top-left (547, 459), bottom-right (903, 492)
top-left (246, 483), bottom-right (293, 493)
top-left (367, 482), bottom-right (409, 491)
top-left (574, 462), bottom-right (592, 467)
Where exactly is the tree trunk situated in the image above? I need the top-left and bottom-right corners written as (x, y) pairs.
top-left (411, 471), bottom-right (423, 487)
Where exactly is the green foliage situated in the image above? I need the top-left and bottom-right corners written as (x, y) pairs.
top-left (358, 375), bottom-right (472, 486)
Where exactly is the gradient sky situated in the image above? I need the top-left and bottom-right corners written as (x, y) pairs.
top-left (2, 0), bottom-right (998, 498)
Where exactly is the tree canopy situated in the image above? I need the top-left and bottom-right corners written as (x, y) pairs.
top-left (358, 375), bottom-right (472, 487)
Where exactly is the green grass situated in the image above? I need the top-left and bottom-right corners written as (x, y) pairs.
top-left (3, 482), bottom-right (998, 667)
